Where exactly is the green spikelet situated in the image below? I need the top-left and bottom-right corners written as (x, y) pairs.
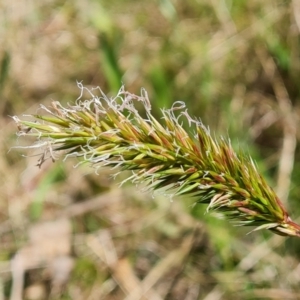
top-left (13, 84), bottom-right (300, 237)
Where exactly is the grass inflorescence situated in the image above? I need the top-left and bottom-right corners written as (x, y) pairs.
top-left (14, 83), bottom-right (300, 238)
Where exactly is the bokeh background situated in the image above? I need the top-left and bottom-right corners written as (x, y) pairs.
top-left (2, 0), bottom-right (300, 299)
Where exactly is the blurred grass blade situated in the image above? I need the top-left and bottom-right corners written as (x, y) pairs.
top-left (158, 0), bottom-right (177, 22)
top-left (148, 64), bottom-right (172, 109)
top-left (99, 33), bottom-right (123, 93)
top-left (30, 164), bottom-right (65, 220)
top-left (0, 51), bottom-right (10, 93)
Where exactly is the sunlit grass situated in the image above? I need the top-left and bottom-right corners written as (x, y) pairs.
top-left (2, 0), bottom-right (300, 299)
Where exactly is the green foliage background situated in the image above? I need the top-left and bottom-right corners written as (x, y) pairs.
top-left (2, 0), bottom-right (300, 299)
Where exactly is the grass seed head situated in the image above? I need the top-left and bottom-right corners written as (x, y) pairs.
top-left (14, 84), bottom-right (300, 237)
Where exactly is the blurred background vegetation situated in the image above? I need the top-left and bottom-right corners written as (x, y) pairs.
top-left (2, 0), bottom-right (300, 299)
